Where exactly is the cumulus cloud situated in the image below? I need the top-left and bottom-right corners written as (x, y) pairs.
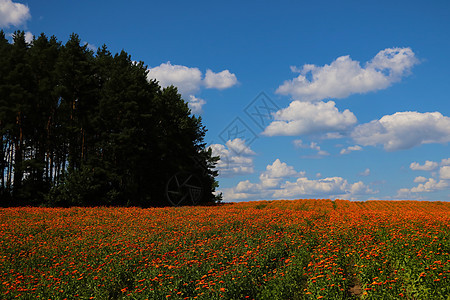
top-left (147, 62), bottom-right (203, 95)
top-left (208, 138), bottom-right (256, 177)
top-left (146, 62), bottom-right (237, 113)
top-left (352, 111), bottom-right (450, 151)
top-left (322, 132), bottom-right (344, 139)
top-left (273, 177), bottom-right (374, 199)
top-left (257, 159), bottom-right (304, 190)
top-left (441, 158), bottom-right (450, 166)
top-left (225, 138), bottom-right (256, 156)
top-left (276, 47), bottom-right (418, 101)
top-left (187, 95), bottom-right (206, 114)
top-left (6, 30), bottom-right (32, 44)
top-left (411, 179), bottom-right (448, 192)
top-left (263, 100), bottom-right (356, 136)
top-left (263, 159), bottom-right (299, 178)
top-left (0, 0), bottom-right (30, 27)
top-left (204, 69), bottom-right (238, 89)
top-left (398, 178), bottom-right (448, 196)
top-left (359, 168), bottom-right (370, 176)
top-left (414, 176), bottom-right (427, 183)
top-left (220, 184), bottom-right (257, 201)
top-left (84, 42), bottom-right (97, 52)
top-left (368, 48), bottom-right (418, 78)
top-left (220, 159), bottom-right (375, 201)
top-left (397, 157), bottom-right (450, 198)
top-left (410, 160), bottom-right (439, 171)
top-left (274, 177), bottom-right (340, 198)
top-left (340, 145), bottom-right (362, 155)
top-left (293, 139), bottom-right (329, 156)
top-left (440, 166), bottom-right (450, 180)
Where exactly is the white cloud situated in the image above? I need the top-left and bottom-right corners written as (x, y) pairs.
top-left (340, 145), bottom-right (362, 155)
top-left (273, 177), bottom-right (374, 199)
top-left (311, 143), bottom-right (326, 155)
top-left (352, 111), bottom-right (450, 151)
top-left (263, 159), bottom-right (298, 178)
top-left (0, 0), bottom-right (30, 27)
top-left (208, 138), bottom-right (256, 177)
top-left (367, 48), bottom-right (418, 78)
top-left (410, 160), bottom-right (439, 171)
top-left (263, 100), bottom-right (356, 136)
top-left (398, 178), bottom-right (448, 195)
top-left (440, 166), bottom-right (450, 180)
top-left (84, 42), bottom-right (97, 52)
top-left (146, 63), bottom-right (238, 95)
top-left (219, 187), bottom-right (256, 201)
top-left (225, 138), bottom-right (256, 156)
top-left (293, 139), bottom-right (329, 156)
top-left (359, 168), bottom-right (370, 176)
top-left (292, 139), bottom-right (305, 148)
top-left (146, 62), bottom-right (237, 114)
top-left (258, 159), bottom-right (303, 190)
top-left (187, 95), bottom-right (206, 114)
top-left (397, 158), bottom-right (450, 198)
top-left (19, 30), bottom-right (33, 43)
top-left (349, 181), bottom-right (373, 195)
top-left (234, 180), bottom-right (256, 193)
top-left (147, 62), bottom-right (203, 96)
top-left (441, 158), bottom-right (450, 166)
top-left (7, 30), bottom-right (32, 43)
top-left (220, 159), bottom-right (375, 201)
top-left (204, 69), bottom-right (238, 89)
top-left (414, 176), bottom-right (427, 183)
top-left (276, 47), bottom-right (418, 101)
top-left (322, 132), bottom-right (344, 139)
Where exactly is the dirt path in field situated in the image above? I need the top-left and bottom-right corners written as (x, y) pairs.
top-left (349, 283), bottom-right (363, 297)
top-left (347, 263), bottom-right (363, 298)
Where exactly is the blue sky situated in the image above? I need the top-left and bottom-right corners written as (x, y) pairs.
top-left (2, 0), bottom-right (450, 201)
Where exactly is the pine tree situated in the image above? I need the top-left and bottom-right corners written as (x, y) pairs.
top-left (7, 31), bottom-right (33, 202)
top-left (0, 30), bottom-right (12, 203)
top-left (54, 33), bottom-right (96, 173)
top-left (25, 33), bottom-right (61, 202)
top-left (1, 32), bottom-right (220, 207)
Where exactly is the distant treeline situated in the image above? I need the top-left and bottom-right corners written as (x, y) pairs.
top-left (0, 30), bottom-right (220, 207)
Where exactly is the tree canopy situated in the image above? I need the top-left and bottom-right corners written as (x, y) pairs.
top-left (0, 31), bottom-right (220, 207)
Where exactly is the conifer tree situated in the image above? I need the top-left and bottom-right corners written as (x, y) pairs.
top-left (0, 30), bottom-right (12, 201)
top-left (0, 32), bottom-right (220, 207)
top-left (26, 33), bottom-right (61, 202)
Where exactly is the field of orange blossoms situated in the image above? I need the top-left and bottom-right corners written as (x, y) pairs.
top-left (0, 199), bottom-right (449, 299)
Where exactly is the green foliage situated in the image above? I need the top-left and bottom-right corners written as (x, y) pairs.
top-left (0, 31), bottom-right (220, 207)
top-left (46, 167), bottom-right (119, 207)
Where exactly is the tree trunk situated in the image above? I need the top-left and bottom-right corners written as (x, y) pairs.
top-left (13, 112), bottom-right (23, 196)
top-left (0, 121), bottom-right (4, 190)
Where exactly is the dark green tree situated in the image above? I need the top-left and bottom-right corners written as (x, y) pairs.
top-left (8, 31), bottom-right (34, 202)
top-left (0, 32), bottom-right (220, 207)
top-left (22, 33), bottom-right (61, 202)
top-left (0, 30), bottom-right (12, 203)
top-left (54, 33), bottom-right (97, 173)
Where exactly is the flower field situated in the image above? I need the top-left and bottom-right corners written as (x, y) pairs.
top-left (1, 200), bottom-right (449, 299)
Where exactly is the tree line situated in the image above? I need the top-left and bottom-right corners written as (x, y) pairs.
top-left (0, 30), bottom-right (220, 207)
